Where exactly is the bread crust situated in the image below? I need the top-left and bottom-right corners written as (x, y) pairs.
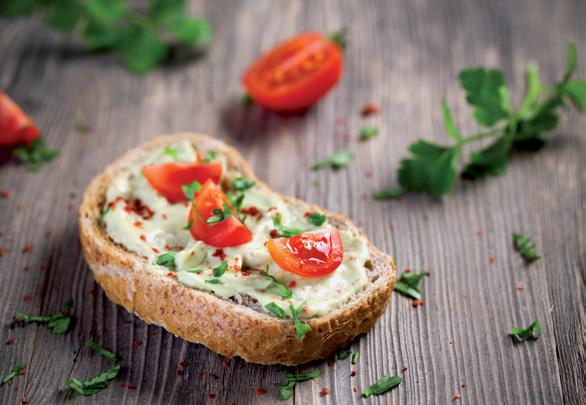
top-left (79, 133), bottom-right (396, 365)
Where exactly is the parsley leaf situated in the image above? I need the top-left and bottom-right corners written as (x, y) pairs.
top-left (231, 177), bottom-right (255, 191)
top-left (441, 97), bottom-right (462, 142)
top-left (260, 268), bottom-right (293, 299)
top-left (334, 348), bottom-right (351, 360)
top-left (564, 80), bottom-right (586, 109)
top-left (511, 320), bottom-right (541, 342)
top-left (15, 311), bottom-right (72, 335)
top-left (461, 128), bottom-right (514, 179)
top-left (163, 146), bottom-right (178, 160)
top-left (206, 204), bottom-right (232, 224)
top-left (372, 187), bottom-right (403, 200)
top-left (275, 370), bottom-right (321, 400)
top-left (240, 93), bottom-right (254, 106)
top-left (306, 212), bottom-right (326, 226)
top-left (13, 139), bottom-right (58, 171)
top-left (155, 252), bottom-right (175, 268)
top-left (311, 150), bottom-right (353, 170)
top-left (202, 150), bottom-right (217, 163)
top-left (351, 351), bottom-right (360, 365)
top-left (289, 302), bottom-right (310, 340)
top-left (359, 126), bottom-right (379, 141)
top-left (264, 302), bottom-right (286, 319)
top-left (362, 375), bottom-right (402, 398)
top-left (205, 279), bottom-right (223, 285)
top-left (272, 215), bottom-right (303, 238)
top-left (181, 219), bottom-right (193, 230)
top-left (513, 233), bottom-right (540, 263)
top-left (66, 365), bottom-right (121, 397)
top-left (458, 68), bottom-right (509, 126)
top-left (87, 340), bottom-right (117, 363)
top-left (212, 261), bottom-right (227, 277)
top-left (181, 180), bottom-right (201, 200)
top-left (2, 364), bottom-right (25, 385)
top-left (394, 272), bottom-right (426, 300)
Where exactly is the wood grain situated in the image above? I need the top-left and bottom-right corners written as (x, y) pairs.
top-left (0, 0), bottom-right (584, 403)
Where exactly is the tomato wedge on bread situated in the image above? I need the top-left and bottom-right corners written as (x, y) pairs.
top-left (188, 180), bottom-right (252, 247)
top-left (0, 91), bottom-right (40, 147)
top-left (267, 228), bottom-right (343, 277)
top-left (142, 161), bottom-right (222, 203)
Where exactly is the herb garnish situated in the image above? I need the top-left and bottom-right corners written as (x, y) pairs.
top-left (203, 150), bottom-right (217, 163)
top-left (289, 302), bottom-right (310, 340)
top-left (260, 268), bottom-right (293, 299)
top-left (181, 219), bottom-right (193, 230)
top-left (163, 146), bottom-right (178, 160)
top-left (0, 0), bottom-right (212, 74)
top-left (87, 340), bottom-right (118, 363)
top-left (206, 203), bottom-right (232, 224)
top-left (372, 187), bottom-right (403, 200)
top-left (2, 364), bottom-right (25, 385)
top-left (181, 180), bottom-right (201, 200)
top-left (240, 93), bottom-right (254, 106)
top-left (311, 150), bottom-right (353, 170)
top-left (66, 365), bottom-right (121, 397)
top-left (100, 206), bottom-right (110, 220)
top-left (511, 320), bottom-right (541, 342)
top-left (351, 351), bottom-right (360, 365)
top-left (15, 311), bottom-right (72, 335)
top-left (362, 375), bottom-right (402, 398)
top-left (513, 233), bottom-right (540, 263)
top-left (275, 369), bottom-right (321, 400)
top-left (394, 272), bottom-right (426, 300)
top-left (232, 177), bottom-right (256, 191)
top-left (334, 348), bottom-right (351, 360)
top-left (155, 252), bottom-right (175, 268)
top-left (205, 279), bottom-right (223, 285)
top-left (359, 126), bottom-right (379, 141)
top-left (273, 215), bottom-right (303, 238)
top-left (13, 139), bottom-right (58, 171)
top-left (306, 212), bottom-right (326, 226)
top-left (185, 268), bottom-right (203, 273)
top-left (375, 44), bottom-right (585, 197)
top-left (212, 261), bottom-right (227, 277)
top-left (265, 302), bottom-right (286, 319)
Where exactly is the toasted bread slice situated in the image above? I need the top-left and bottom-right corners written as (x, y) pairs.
top-left (79, 133), bottom-right (396, 365)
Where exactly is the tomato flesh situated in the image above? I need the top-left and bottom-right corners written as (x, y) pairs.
top-left (142, 162), bottom-right (222, 203)
top-left (242, 32), bottom-right (343, 111)
top-left (0, 91), bottom-right (40, 147)
top-left (267, 228), bottom-right (344, 277)
top-left (188, 180), bottom-right (252, 248)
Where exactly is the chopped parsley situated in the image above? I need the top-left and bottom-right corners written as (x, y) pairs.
top-left (240, 93), bottom-right (254, 106)
top-left (513, 233), bottom-right (540, 263)
top-left (265, 302), bottom-right (286, 319)
top-left (66, 365), bottom-right (121, 397)
top-left (87, 340), bottom-right (117, 363)
top-left (275, 369), bottom-right (321, 400)
top-left (205, 279), bottom-right (223, 285)
top-left (13, 139), bottom-right (58, 171)
top-left (181, 219), bottom-right (193, 230)
top-left (290, 302), bottom-right (310, 341)
top-left (334, 348), bottom-right (351, 360)
top-left (372, 187), bottom-right (404, 200)
top-left (231, 177), bottom-right (255, 191)
top-left (359, 126), bottom-right (379, 141)
top-left (2, 363), bottom-right (25, 385)
top-left (155, 252), bottom-right (175, 268)
top-left (181, 180), bottom-right (201, 200)
top-left (202, 149), bottom-right (217, 163)
top-left (311, 150), bottom-right (353, 170)
top-left (362, 375), bottom-right (402, 397)
top-left (15, 311), bottom-right (72, 335)
top-left (351, 351), bottom-right (360, 365)
top-left (511, 320), bottom-right (541, 342)
top-left (306, 212), bottom-right (326, 226)
top-left (185, 268), bottom-right (203, 273)
top-left (212, 261), bottom-right (227, 277)
top-left (394, 272), bottom-right (426, 300)
top-left (273, 215), bottom-right (303, 238)
top-left (206, 203), bottom-right (232, 224)
top-left (163, 146), bottom-right (178, 160)
top-left (100, 206), bottom-right (110, 220)
top-left (260, 268), bottom-right (293, 299)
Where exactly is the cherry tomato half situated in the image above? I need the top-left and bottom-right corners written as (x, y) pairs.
top-left (242, 32), bottom-right (344, 112)
top-left (188, 179), bottom-right (252, 248)
top-left (142, 162), bottom-right (222, 203)
top-left (267, 228), bottom-right (344, 277)
top-left (0, 91), bottom-right (40, 148)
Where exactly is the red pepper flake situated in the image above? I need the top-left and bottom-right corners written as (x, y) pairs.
top-left (0, 246), bottom-right (10, 255)
top-left (241, 270), bottom-right (250, 276)
top-left (241, 206), bottom-right (262, 219)
top-left (22, 295), bottom-right (32, 302)
top-left (475, 229), bottom-right (482, 237)
top-left (21, 396), bottom-right (30, 404)
top-left (123, 319), bottom-right (133, 325)
top-left (22, 267), bottom-right (29, 272)
top-left (327, 359), bottom-right (336, 367)
top-left (269, 229), bottom-right (279, 238)
top-left (151, 247), bottom-right (160, 254)
top-left (449, 340), bottom-right (454, 345)
top-left (133, 221), bottom-right (143, 228)
top-left (463, 294), bottom-right (469, 299)
top-left (404, 268), bottom-right (412, 273)
top-left (5, 336), bottom-right (14, 345)
top-left (488, 257), bottom-right (496, 265)
top-left (212, 249), bottom-right (226, 261)
top-left (120, 383), bottom-right (127, 388)
top-left (150, 331), bottom-right (157, 336)
top-left (364, 170), bottom-right (373, 178)
top-left (167, 272), bottom-right (177, 279)
top-left (162, 213), bottom-right (168, 219)
top-left (87, 289), bottom-right (96, 296)
top-left (425, 272), bottom-right (432, 277)
top-left (256, 388), bottom-right (266, 396)
top-left (350, 371), bottom-right (357, 377)
top-left (208, 393), bottom-right (216, 399)
top-left (361, 102), bottom-right (380, 116)
top-left (461, 383), bottom-right (466, 388)
top-left (515, 283), bottom-right (525, 292)
top-left (198, 370), bottom-right (205, 380)
top-left (179, 360), bottom-right (189, 368)
top-left (0, 189), bottom-right (11, 199)
top-left (21, 244), bottom-right (32, 254)
top-left (140, 235), bottom-right (146, 242)
top-left (127, 384), bottom-right (137, 390)
top-left (353, 387), bottom-right (358, 393)
top-left (289, 280), bottom-right (297, 288)
top-left (320, 387), bottom-right (330, 396)
top-left (453, 392), bottom-right (462, 400)
top-left (222, 360), bottom-right (230, 369)
top-left (132, 339), bottom-right (143, 347)
top-left (177, 369), bottom-right (185, 376)
top-left (401, 367), bottom-right (408, 373)
top-left (412, 299), bottom-right (424, 308)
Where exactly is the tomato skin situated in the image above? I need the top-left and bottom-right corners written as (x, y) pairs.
top-left (142, 162), bottom-right (222, 203)
top-left (0, 91), bottom-right (40, 147)
top-left (188, 180), bottom-right (252, 248)
top-left (267, 228), bottom-right (344, 277)
top-left (242, 32), bottom-right (343, 112)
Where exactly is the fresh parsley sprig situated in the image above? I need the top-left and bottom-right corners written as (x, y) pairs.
top-left (2, 364), bottom-right (25, 385)
top-left (212, 261), bottom-right (227, 277)
top-left (181, 180), bottom-right (201, 200)
top-left (510, 320), bottom-right (541, 342)
top-left (394, 272), bottom-right (426, 300)
top-left (311, 150), bottom-right (353, 170)
top-left (513, 232), bottom-right (540, 263)
top-left (87, 340), bottom-right (118, 363)
top-left (290, 302), bottom-right (310, 340)
top-left (155, 252), bottom-right (175, 268)
top-left (376, 44), bottom-right (585, 198)
top-left (15, 311), bottom-right (72, 335)
top-left (206, 203), bottom-right (233, 224)
top-left (66, 365), bottom-right (121, 397)
top-left (0, 0), bottom-right (212, 74)
top-left (260, 268), bottom-right (293, 299)
top-left (264, 302), bottom-right (286, 319)
top-left (272, 215), bottom-right (303, 238)
top-left (306, 212), bottom-right (326, 226)
top-left (362, 375), bottom-right (402, 398)
top-left (13, 139), bottom-right (58, 172)
top-left (275, 369), bottom-right (321, 400)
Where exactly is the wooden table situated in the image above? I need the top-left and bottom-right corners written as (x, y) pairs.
top-left (1, 0), bottom-right (584, 403)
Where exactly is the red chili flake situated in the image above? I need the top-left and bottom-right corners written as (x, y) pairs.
top-left (151, 247), bottom-right (160, 254)
top-left (289, 280), bottom-right (297, 288)
top-left (162, 213), bottom-right (168, 219)
top-left (132, 339), bottom-right (142, 347)
top-left (475, 230), bottom-right (482, 237)
top-left (353, 387), bottom-right (358, 393)
top-left (350, 371), bottom-right (357, 377)
top-left (461, 383), bottom-right (466, 388)
top-left (463, 294), bottom-right (469, 299)
top-left (87, 289), bottom-right (96, 296)
top-left (449, 340), bottom-right (454, 345)
top-left (321, 387), bottom-right (330, 396)
top-left (5, 336), bottom-right (14, 345)
top-left (488, 257), bottom-right (496, 265)
top-left (412, 299), bottom-right (424, 308)
top-left (361, 102), bottom-right (380, 116)
top-left (222, 360), bottom-right (229, 369)
top-left (241, 206), bottom-right (261, 218)
top-left (167, 272), bottom-right (177, 279)
top-left (364, 170), bottom-right (373, 178)
top-left (425, 272), bottom-right (432, 277)
top-left (198, 370), bottom-right (205, 380)
top-left (22, 267), bottom-right (29, 272)
top-left (21, 244), bottom-right (32, 254)
top-left (0, 189), bottom-right (11, 199)
top-left (401, 367), bottom-right (408, 373)
top-left (179, 360), bottom-right (189, 368)
top-left (151, 331), bottom-right (157, 336)
top-left (120, 383), bottom-right (127, 388)
top-left (327, 359), bottom-right (336, 367)
top-left (269, 229), bottom-right (279, 238)
top-left (256, 388), bottom-right (266, 396)
top-left (453, 392), bottom-right (462, 400)
top-left (177, 369), bottom-right (185, 376)
top-left (164, 244), bottom-right (172, 250)
top-left (127, 384), bottom-right (137, 390)
top-left (0, 247), bottom-right (8, 256)
top-left (241, 271), bottom-right (250, 276)
top-left (140, 235), bottom-right (146, 242)
top-left (208, 393), bottom-right (216, 399)
top-left (22, 295), bottom-right (32, 302)
top-left (208, 373), bottom-right (219, 380)
top-left (404, 268), bottom-right (412, 273)
top-left (389, 224), bottom-right (394, 231)
top-left (21, 396), bottom-right (30, 404)
top-left (515, 283), bottom-right (525, 292)
top-left (133, 221), bottom-right (142, 228)
top-left (123, 319), bottom-right (133, 325)
top-left (212, 249), bottom-right (226, 261)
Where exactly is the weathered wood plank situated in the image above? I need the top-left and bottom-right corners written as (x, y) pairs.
top-left (0, 0), bottom-right (584, 404)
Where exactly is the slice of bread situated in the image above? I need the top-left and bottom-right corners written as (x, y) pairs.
top-left (79, 133), bottom-right (397, 365)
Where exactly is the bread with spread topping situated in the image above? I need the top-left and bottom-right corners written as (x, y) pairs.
top-left (79, 133), bottom-right (396, 365)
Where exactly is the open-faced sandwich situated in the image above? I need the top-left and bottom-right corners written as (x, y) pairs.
top-left (79, 133), bottom-right (396, 365)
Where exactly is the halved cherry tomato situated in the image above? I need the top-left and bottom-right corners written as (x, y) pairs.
top-left (0, 91), bottom-right (40, 147)
top-left (242, 32), bottom-right (344, 112)
top-left (142, 162), bottom-right (222, 203)
top-left (188, 179), bottom-right (252, 247)
top-left (267, 228), bottom-right (344, 277)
